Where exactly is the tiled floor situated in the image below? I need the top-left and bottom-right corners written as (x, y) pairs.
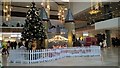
top-left (0, 47), bottom-right (119, 66)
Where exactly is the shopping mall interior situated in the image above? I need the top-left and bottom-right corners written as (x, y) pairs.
top-left (0, 0), bottom-right (120, 67)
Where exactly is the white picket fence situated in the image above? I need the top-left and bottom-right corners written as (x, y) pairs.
top-left (8, 46), bottom-right (101, 64)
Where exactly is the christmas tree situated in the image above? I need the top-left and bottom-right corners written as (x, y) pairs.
top-left (21, 2), bottom-right (46, 49)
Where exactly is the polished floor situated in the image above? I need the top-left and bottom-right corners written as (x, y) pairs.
top-left (0, 47), bottom-right (119, 66)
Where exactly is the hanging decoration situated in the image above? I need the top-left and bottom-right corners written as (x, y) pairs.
top-left (58, 5), bottom-right (67, 23)
top-left (3, 0), bottom-right (11, 22)
top-left (65, 9), bottom-right (74, 23)
top-left (40, 0), bottom-right (50, 16)
top-left (89, 0), bottom-right (102, 15)
top-left (39, 7), bottom-right (49, 21)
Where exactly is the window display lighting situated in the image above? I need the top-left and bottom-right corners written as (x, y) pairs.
top-left (48, 35), bottom-right (68, 43)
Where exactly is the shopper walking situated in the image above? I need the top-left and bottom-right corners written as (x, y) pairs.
top-left (10, 42), bottom-right (14, 49)
top-left (112, 38), bottom-right (116, 47)
top-left (118, 38), bottom-right (120, 47)
top-left (7, 41), bottom-right (10, 49)
top-left (2, 40), bottom-right (9, 55)
top-left (116, 37), bottom-right (119, 47)
top-left (103, 40), bottom-right (107, 48)
top-left (18, 41), bottom-right (23, 48)
top-left (19, 44), bottom-right (27, 50)
top-left (99, 42), bottom-right (103, 48)
top-left (80, 39), bottom-right (85, 46)
top-left (0, 41), bottom-right (2, 49)
top-left (13, 41), bottom-right (17, 49)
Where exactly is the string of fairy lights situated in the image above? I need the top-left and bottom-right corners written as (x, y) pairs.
top-left (3, 0), bottom-right (11, 22)
top-left (58, 5), bottom-right (67, 23)
top-left (40, 0), bottom-right (68, 23)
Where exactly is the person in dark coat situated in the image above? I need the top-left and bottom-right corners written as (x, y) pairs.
top-left (13, 41), bottom-right (17, 49)
top-left (10, 42), bottom-right (14, 49)
top-left (112, 38), bottom-right (116, 47)
top-left (115, 37), bottom-right (119, 47)
top-left (18, 41), bottom-right (23, 48)
top-left (118, 38), bottom-right (120, 46)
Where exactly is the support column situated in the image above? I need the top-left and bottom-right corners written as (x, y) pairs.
top-left (65, 23), bottom-right (75, 47)
top-left (64, 9), bottom-right (75, 47)
top-left (105, 30), bottom-right (111, 47)
top-left (43, 21), bottom-right (48, 49)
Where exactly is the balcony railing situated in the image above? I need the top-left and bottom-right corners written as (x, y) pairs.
top-left (0, 27), bottom-right (23, 32)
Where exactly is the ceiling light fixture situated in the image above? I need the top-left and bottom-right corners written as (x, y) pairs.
top-left (26, 6), bottom-right (30, 7)
top-left (64, 8), bottom-right (68, 10)
top-left (89, 0), bottom-right (102, 15)
top-left (61, 0), bottom-right (69, 2)
top-left (41, 2), bottom-right (44, 6)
